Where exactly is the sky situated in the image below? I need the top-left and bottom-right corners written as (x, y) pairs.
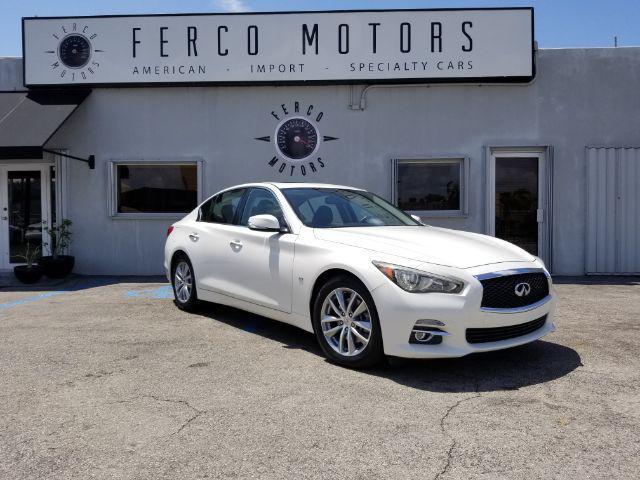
top-left (1, 0), bottom-right (639, 57)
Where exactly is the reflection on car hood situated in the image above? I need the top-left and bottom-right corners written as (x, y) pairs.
top-left (313, 226), bottom-right (535, 269)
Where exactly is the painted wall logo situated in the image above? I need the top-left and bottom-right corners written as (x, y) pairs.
top-left (44, 23), bottom-right (103, 81)
top-left (255, 102), bottom-right (339, 176)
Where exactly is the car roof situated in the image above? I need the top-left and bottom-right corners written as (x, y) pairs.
top-left (216, 182), bottom-right (364, 192)
top-left (267, 182), bottom-right (364, 191)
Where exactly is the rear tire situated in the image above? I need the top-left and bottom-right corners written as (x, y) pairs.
top-left (171, 254), bottom-right (199, 312)
top-left (312, 275), bottom-right (384, 368)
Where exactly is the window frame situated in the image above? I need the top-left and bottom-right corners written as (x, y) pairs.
top-left (392, 157), bottom-right (469, 218)
top-left (108, 159), bottom-right (203, 219)
top-left (236, 187), bottom-right (287, 228)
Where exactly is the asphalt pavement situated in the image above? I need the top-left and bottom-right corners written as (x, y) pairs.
top-left (0, 276), bottom-right (638, 479)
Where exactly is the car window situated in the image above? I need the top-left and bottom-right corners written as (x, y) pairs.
top-left (200, 188), bottom-right (246, 224)
top-left (239, 188), bottom-right (286, 226)
top-left (198, 197), bottom-right (214, 221)
top-left (282, 188), bottom-right (420, 228)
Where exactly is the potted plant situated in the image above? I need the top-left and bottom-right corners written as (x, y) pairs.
top-left (13, 244), bottom-right (43, 284)
top-left (39, 219), bottom-right (75, 279)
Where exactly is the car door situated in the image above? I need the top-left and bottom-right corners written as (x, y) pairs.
top-left (222, 187), bottom-right (296, 313)
top-left (187, 188), bottom-right (247, 294)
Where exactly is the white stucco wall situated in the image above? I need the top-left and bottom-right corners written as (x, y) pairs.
top-left (4, 47), bottom-right (637, 275)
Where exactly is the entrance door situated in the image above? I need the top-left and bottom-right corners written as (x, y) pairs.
top-left (0, 165), bottom-right (51, 269)
top-left (487, 150), bottom-right (549, 265)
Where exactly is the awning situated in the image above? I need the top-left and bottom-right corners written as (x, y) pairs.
top-left (0, 90), bottom-right (90, 160)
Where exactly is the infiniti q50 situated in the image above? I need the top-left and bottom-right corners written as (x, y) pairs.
top-left (164, 183), bottom-right (555, 368)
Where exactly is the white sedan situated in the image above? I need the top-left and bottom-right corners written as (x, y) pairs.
top-left (164, 183), bottom-right (556, 368)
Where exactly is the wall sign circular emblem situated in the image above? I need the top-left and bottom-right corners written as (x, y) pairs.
top-left (45, 23), bottom-right (103, 81)
top-left (275, 117), bottom-right (319, 160)
top-left (255, 102), bottom-right (339, 177)
top-left (58, 34), bottom-right (92, 69)
top-left (514, 282), bottom-right (531, 297)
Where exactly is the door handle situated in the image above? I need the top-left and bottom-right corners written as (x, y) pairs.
top-left (230, 239), bottom-right (243, 249)
top-left (189, 233), bottom-right (199, 241)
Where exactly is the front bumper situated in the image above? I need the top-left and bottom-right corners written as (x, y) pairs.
top-left (371, 262), bottom-right (556, 359)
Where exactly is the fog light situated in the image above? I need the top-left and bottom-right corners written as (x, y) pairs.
top-left (409, 327), bottom-right (445, 345)
top-left (414, 331), bottom-right (433, 342)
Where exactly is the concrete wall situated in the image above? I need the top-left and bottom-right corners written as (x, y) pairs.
top-left (35, 47), bottom-right (640, 275)
top-left (0, 58), bottom-right (24, 91)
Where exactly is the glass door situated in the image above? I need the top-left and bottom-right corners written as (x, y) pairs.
top-left (487, 150), bottom-right (549, 264)
top-left (0, 165), bottom-right (51, 269)
top-left (494, 156), bottom-right (539, 255)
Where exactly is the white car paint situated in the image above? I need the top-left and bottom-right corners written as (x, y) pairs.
top-left (164, 182), bottom-right (556, 359)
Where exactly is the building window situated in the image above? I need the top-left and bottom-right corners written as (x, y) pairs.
top-left (110, 162), bottom-right (200, 216)
top-left (393, 158), bottom-right (468, 217)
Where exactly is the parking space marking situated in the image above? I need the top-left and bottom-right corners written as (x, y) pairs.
top-left (0, 291), bottom-right (66, 310)
top-left (125, 285), bottom-right (173, 299)
top-left (123, 285), bottom-right (259, 333)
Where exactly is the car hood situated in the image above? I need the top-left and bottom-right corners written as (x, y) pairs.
top-left (313, 226), bottom-right (535, 269)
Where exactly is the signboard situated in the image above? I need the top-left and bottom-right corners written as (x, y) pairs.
top-left (23, 8), bottom-right (534, 87)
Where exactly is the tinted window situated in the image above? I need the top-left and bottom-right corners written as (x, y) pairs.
top-left (117, 164), bottom-right (197, 213)
top-left (200, 189), bottom-right (246, 224)
top-left (495, 157), bottom-right (539, 255)
top-left (282, 188), bottom-right (419, 228)
top-left (396, 161), bottom-right (461, 211)
top-left (239, 189), bottom-right (285, 226)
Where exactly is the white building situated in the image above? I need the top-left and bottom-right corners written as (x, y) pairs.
top-left (0, 8), bottom-right (638, 275)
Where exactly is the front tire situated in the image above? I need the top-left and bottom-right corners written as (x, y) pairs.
top-left (171, 254), bottom-right (199, 312)
top-left (312, 276), bottom-right (384, 368)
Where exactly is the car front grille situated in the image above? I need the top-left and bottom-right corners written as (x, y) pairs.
top-left (466, 315), bottom-right (547, 344)
top-left (480, 272), bottom-right (549, 309)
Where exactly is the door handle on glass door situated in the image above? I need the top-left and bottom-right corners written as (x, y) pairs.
top-left (189, 233), bottom-right (199, 241)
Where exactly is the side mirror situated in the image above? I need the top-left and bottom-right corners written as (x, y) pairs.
top-left (248, 214), bottom-right (282, 232)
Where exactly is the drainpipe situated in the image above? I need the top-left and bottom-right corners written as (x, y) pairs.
top-left (349, 42), bottom-right (539, 111)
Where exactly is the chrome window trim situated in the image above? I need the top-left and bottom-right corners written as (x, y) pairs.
top-left (480, 295), bottom-right (552, 313)
top-left (474, 267), bottom-right (549, 282)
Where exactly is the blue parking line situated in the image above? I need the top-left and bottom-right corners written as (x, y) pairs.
top-left (0, 291), bottom-right (66, 310)
top-left (125, 285), bottom-right (173, 299)
top-left (123, 285), bottom-right (259, 333)
top-left (242, 319), bottom-right (258, 333)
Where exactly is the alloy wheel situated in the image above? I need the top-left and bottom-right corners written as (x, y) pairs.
top-left (174, 261), bottom-right (192, 303)
top-left (320, 287), bottom-right (372, 357)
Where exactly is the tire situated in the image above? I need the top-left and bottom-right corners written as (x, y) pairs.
top-left (312, 275), bottom-right (384, 368)
top-left (171, 254), bottom-right (199, 312)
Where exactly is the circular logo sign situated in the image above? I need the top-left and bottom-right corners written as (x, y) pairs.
top-left (46, 23), bottom-right (102, 82)
top-left (275, 117), bottom-right (319, 160)
top-left (255, 101), bottom-right (339, 177)
top-left (58, 34), bottom-right (92, 69)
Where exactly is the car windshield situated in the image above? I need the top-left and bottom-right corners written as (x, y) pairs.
top-left (281, 188), bottom-right (421, 228)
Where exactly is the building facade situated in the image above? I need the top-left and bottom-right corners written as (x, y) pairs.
top-left (1, 10), bottom-right (639, 276)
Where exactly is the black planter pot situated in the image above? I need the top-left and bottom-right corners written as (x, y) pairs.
top-left (38, 255), bottom-right (75, 279)
top-left (14, 265), bottom-right (43, 284)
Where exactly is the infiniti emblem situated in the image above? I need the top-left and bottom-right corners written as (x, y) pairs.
top-left (514, 282), bottom-right (531, 297)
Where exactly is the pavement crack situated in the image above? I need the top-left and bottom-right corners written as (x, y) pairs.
top-left (434, 384), bottom-right (481, 480)
top-left (142, 394), bottom-right (206, 436)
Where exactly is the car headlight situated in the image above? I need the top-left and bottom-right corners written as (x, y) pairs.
top-left (372, 261), bottom-right (465, 294)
